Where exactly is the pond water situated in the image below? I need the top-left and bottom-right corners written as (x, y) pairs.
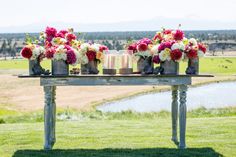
top-left (97, 82), bottom-right (236, 112)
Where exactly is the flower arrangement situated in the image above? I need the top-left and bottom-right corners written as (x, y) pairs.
top-left (21, 44), bottom-right (45, 61)
top-left (79, 42), bottom-right (108, 64)
top-left (40, 27), bottom-right (80, 66)
top-left (184, 38), bottom-right (207, 59)
top-left (127, 38), bottom-right (153, 58)
top-left (151, 28), bottom-right (186, 64)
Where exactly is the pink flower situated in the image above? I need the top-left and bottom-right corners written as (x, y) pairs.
top-left (45, 27), bottom-right (57, 37)
top-left (64, 45), bottom-right (72, 51)
top-left (158, 41), bottom-right (173, 51)
top-left (56, 30), bottom-right (69, 38)
top-left (163, 29), bottom-right (172, 34)
top-left (86, 50), bottom-right (96, 61)
top-left (66, 50), bottom-right (77, 64)
top-left (173, 29), bottom-right (184, 41)
top-left (137, 38), bottom-right (152, 45)
top-left (137, 43), bottom-right (148, 51)
top-left (186, 49), bottom-right (198, 59)
top-left (170, 49), bottom-right (183, 61)
top-left (21, 47), bottom-right (32, 59)
top-left (128, 43), bottom-right (137, 53)
top-left (99, 45), bottom-right (108, 52)
top-left (45, 48), bottom-right (55, 59)
top-left (152, 55), bottom-right (160, 64)
top-left (198, 43), bottom-right (207, 53)
top-left (66, 33), bottom-right (76, 42)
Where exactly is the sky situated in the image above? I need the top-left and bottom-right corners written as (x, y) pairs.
top-left (0, 0), bottom-right (235, 32)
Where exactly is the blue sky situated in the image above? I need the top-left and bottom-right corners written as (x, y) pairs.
top-left (0, 0), bottom-right (235, 32)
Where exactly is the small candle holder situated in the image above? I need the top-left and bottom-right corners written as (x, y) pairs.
top-left (103, 50), bottom-right (118, 75)
top-left (118, 50), bottom-right (133, 74)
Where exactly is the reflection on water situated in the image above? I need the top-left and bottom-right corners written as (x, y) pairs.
top-left (97, 82), bottom-right (236, 112)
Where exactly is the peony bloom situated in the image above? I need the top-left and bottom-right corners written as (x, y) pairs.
top-left (158, 41), bottom-right (173, 52)
top-left (21, 46), bottom-right (32, 59)
top-left (151, 45), bottom-right (159, 54)
top-left (128, 43), bottom-right (137, 53)
top-left (66, 50), bottom-right (77, 65)
top-left (173, 29), bottom-right (184, 41)
top-left (86, 50), bottom-right (96, 61)
top-left (171, 42), bottom-right (185, 51)
top-left (152, 55), bottom-right (160, 64)
top-left (170, 49), bottom-right (183, 62)
top-left (45, 27), bottom-right (57, 37)
top-left (45, 48), bottom-right (56, 59)
top-left (66, 33), bottom-right (76, 42)
top-left (153, 32), bottom-right (163, 42)
top-left (138, 38), bottom-right (152, 45)
top-left (186, 49), bottom-right (198, 59)
top-left (137, 43), bottom-right (148, 52)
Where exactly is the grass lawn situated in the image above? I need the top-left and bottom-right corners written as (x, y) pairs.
top-left (0, 116), bottom-right (235, 157)
top-left (0, 57), bottom-right (236, 75)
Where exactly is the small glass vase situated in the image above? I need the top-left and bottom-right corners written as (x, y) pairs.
top-left (186, 58), bottom-right (199, 75)
top-left (52, 60), bottom-right (69, 76)
top-left (81, 60), bottom-right (99, 74)
top-left (160, 60), bottom-right (179, 75)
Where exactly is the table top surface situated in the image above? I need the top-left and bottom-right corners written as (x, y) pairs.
top-left (18, 74), bottom-right (214, 78)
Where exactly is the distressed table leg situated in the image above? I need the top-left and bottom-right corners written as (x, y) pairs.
top-left (179, 84), bottom-right (188, 149)
top-left (171, 85), bottom-right (178, 145)
top-left (44, 86), bottom-right (56, 150)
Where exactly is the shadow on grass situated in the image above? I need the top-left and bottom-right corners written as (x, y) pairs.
top-left (13, 147), bottom-right (223, 157)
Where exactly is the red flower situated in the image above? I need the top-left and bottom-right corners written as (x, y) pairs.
top-left (66, 50), bottom-right (77, 64)
top-left (128, 43), bottom-right (137, 53)
top-left (198, 43), bottom-right (207, 53)
top-left (99, 45), bottom-right (108, 52)
top-left (45, 48), bottom-right (55, 59)
top-left (163, 29), bottom-right (172, 34)
top-left (153, 33), bottom-right (163, 42)
top-left (152, 55), bottom-right (160, 64)
top-left (187, 49), bottom-right (198, 59)
top-left (173, 29), bottom-right (184, 41)
top-left (137, 43), bottom-right (148, 51)
top-left (66, 33), bottom-right (76, 42)
top-left (45, 27), bottom-right (57, 37)
top-left (170, 49), bottom-right (183, 61)
top-left (158, 41), bottom-right (173, 51)
top-left (21, 47), bottom-right (32, 59)
top-left (86, 50), bottom-right (96, 61)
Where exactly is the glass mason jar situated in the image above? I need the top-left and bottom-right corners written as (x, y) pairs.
top-left (118, 50), bottom-right (133, 74)
top-left (103, 50), bottom-right (118, 75)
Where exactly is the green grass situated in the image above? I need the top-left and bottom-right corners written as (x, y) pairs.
top-left (0, 116), bottom-right (235, 157)
top-left (0, 57), bottom-right (236, 74)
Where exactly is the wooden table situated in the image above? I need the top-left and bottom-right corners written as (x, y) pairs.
top-left (18, 74), bottom-right (213, 150)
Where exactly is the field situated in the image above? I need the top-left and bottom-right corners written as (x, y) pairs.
top-left (0, 57), bottom-right (236, 157)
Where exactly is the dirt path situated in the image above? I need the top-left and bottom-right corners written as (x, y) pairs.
top-left (0, 74), bottom-right (235, 112)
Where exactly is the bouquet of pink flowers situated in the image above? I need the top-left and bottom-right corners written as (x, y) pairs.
top-left (40, 27), bottom-right (80, 66)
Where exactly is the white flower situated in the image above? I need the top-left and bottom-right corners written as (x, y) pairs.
top-left (159, 48), bottom-right (171, 61)
top-left (171, 42), bottom-right (185, 51)
top-left (151, 45), bottom-right (159, 54)
top-left (54, 45), bottom-right (67, 61)
top-left (91, 43), bottom-right (100, 52)
top-left (189, 38), bottom-right (197, 46)
top-left (80, 43), bottom-right (90, 51)
top-left (198, 50), bottom-right (205, 57)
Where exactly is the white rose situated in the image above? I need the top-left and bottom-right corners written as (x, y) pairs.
top-left (91, 44), bottom-right (100, 52)
top-left (159, 49), bottom-right (170, 61)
